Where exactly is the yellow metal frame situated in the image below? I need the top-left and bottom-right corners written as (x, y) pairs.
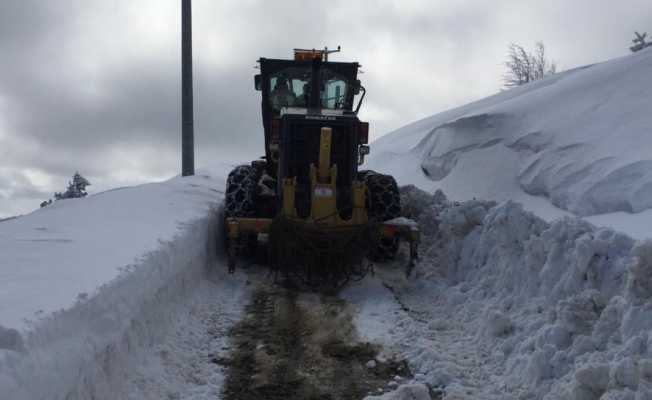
top-left (289, 126), bottom-right (368, 227)
top-left (225, 125), bottom-right (421, 275)
top-left (227, 126), bottom-right (368, 239)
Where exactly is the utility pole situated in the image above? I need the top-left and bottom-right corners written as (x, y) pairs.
top-left (181, 0), bottom-right (194, 176)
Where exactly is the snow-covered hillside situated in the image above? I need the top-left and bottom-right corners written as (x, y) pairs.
top-left (0, 171), bottom-right (232, 399)
top-left (367, 48), bottom-right (652, 239)
top-left (0, 174), bottom-right (223, 332)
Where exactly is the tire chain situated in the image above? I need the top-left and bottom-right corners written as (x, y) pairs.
top-left (364, 172), bottom-right (402, 261)
top-left (224, 165), bottom-right (258, 218)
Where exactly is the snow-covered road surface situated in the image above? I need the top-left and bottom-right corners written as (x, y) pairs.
top-left (126, 264), bottom-right (434, 400)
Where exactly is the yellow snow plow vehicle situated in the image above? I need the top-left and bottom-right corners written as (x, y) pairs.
top-left (224, 47), bottom-right (419, 287)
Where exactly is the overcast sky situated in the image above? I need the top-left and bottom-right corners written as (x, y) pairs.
top-left (1, 0), bottom-right (650, 217)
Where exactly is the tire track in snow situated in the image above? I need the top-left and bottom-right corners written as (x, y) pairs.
top-left (220, 279), bottom-right (415, 400)
top-left (125, 264), bottom-right (436, 400)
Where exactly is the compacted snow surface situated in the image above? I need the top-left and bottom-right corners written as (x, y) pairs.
top-left (367, 47), bottom-right (652, 239)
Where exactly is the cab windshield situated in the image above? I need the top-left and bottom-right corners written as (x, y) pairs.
top-left (268, 67), bottom-right (351, 111)
top-left (269, 67), bottom-right (310, 111)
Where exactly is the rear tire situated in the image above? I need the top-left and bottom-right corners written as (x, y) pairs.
top-left (224, 165), bottom-right (260, 266)
top-left (362, 172), bottom-right (401, 261)
top-left (224, 165), bottom-right (258, 218)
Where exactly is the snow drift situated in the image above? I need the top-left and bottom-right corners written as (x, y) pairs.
top-left (369, 187), bottom-right (652, 399)
top-left (367, 47), bottom-right (652, 234)
top-left (0, 172), bottom-right (226, 399)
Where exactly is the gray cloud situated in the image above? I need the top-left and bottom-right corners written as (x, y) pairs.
top-left (1, 0), bottom-right (651, 217)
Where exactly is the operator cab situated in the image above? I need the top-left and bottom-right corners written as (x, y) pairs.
top-left (255, 47), bottom-right (369, 173)
top-left (255, 46), bottom-right (364, 113)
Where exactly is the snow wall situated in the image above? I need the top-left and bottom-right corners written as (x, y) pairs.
top-left (0, 175), bottom-right (225, 400)
top-left (367, 47), bottom-right (652, 219)
top-left (400, 186), bottom-right (652, 399)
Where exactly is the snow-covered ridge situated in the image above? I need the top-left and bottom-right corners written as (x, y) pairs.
top-left (0, 173), bottom-right (225, 399)
top-left (373, 187), bottom-right (652, 399)
top-left (367, 48), bottom-right (652, 223)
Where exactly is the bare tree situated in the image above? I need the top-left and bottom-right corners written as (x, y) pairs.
top-left (504, 42), bottom-right (556, 88)
top-left (533, 42), bottom-right (557, 79)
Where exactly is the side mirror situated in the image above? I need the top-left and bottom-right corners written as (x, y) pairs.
top-left (254, 74), bottom-right (261, 91)
top-left (353, 79), bottom-right (362, 95)
top-left (358, 145), bottom-right (370, 165)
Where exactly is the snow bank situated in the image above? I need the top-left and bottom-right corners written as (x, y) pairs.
top-left (367, 48), bottom-right (652, 237)
top-left (125, 270), bottom-right (251, 400)
top-left (384, 187), bottom-right (652, 399)
top-left (0, 172), bottom-right (226, 399)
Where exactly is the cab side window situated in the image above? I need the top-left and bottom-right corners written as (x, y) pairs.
top-left (321, 69), bottom-right (349, 109)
